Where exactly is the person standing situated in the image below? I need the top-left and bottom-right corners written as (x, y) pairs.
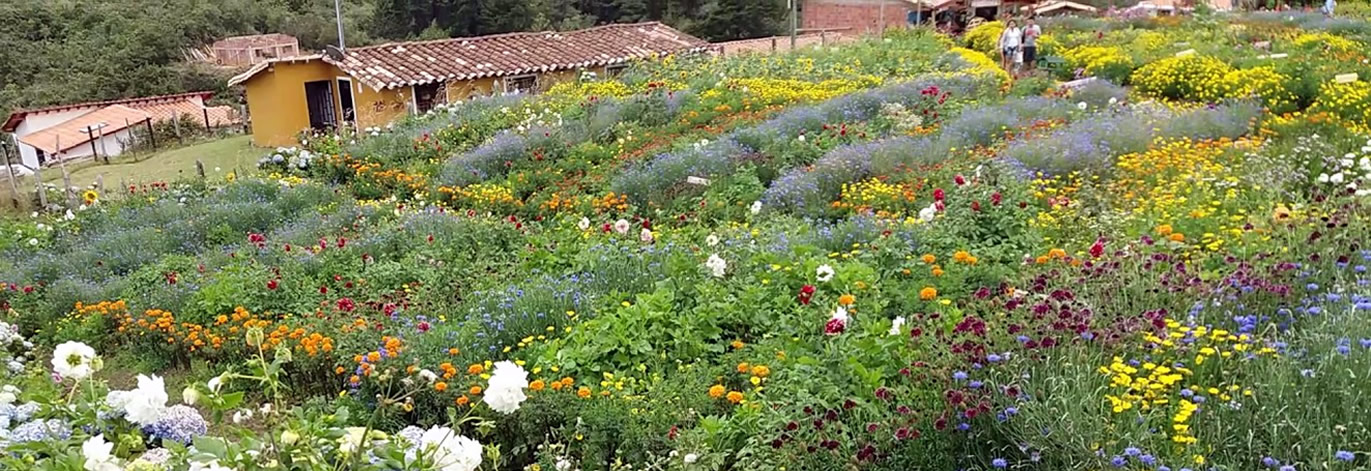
top-left (1023, 17), bottom-right (1042, 72)
top-left (999, 19), bottom-right (1023, 75)
top-left (1323, 0), bottom-right (1337, 16)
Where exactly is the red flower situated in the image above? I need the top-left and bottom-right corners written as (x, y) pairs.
top-left (991, 192), bottom-right (1002, 205)
top-left (337, 297), bottom-right (356, 312)
top-left (824, 316), bottom-right (846, 335)
top-left (336, 237), bottom-right (347, 248)
top-left (267, 279), bottom-right (279, 290)
top-left (1089, 238), bottom-right (1106, 258)
top-left (417, 321), bottom-right (431, 332)
top-left (971, 201), bottom-right (981, 212)
top-left (954, 175), bottom-right (966, 186)
top-left (427, 234), bottom-right (434, 243)
top-left (933, 188), bottom-right (945, 202)
top-left (319, 286), bottom-right (328, 295)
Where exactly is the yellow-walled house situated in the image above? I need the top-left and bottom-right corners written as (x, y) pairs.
top-left (229, 22), bottom-right (712, 147)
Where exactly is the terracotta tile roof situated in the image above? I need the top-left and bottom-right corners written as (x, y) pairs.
top-left (17, 105), bottom-right (150, 155)
top-left (328, 22), bottom-right (713, 90)
top-left (212, 33), bottom-right (298, 50)
top-left (2, 91), bottom-right (214, 132)
top-left (134, 100), bottom-right (241, 127)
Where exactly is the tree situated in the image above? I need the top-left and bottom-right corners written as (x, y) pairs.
top-left (693, 0), bottom-right (784, 41)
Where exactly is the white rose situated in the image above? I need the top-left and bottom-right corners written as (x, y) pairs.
top-left (483, 361), bottom-right (529, 414)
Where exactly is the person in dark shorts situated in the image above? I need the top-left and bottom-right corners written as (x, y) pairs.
top-left (1022, 17), bottom-right (1042, 72)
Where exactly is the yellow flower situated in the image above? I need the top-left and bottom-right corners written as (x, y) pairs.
top-left (708, 384), bottom-right (726, 399)
top-left (726, 391), bottom-right (744, 404)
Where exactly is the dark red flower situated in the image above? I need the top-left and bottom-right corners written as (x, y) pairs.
top-left (337, 297), bottom-right (356, 312)
top-left (266, 279), bottom-right (279, 290)
top-left (933, 188), bottom-right (945, 202)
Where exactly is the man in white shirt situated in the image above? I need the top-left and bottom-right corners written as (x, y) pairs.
top-left (1022, 17), bottom-right (1042, 72)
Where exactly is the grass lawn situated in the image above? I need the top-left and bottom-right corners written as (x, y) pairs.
top-left (51, 135), bottom-right (259, 188)
top-left (1, 135), bottom-right (260, 212)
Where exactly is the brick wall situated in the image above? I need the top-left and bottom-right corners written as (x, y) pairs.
top-left (802, 0), bottom-right (918, 35)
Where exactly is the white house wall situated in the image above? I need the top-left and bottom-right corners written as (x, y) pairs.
top-left (11, 106), bottom-right (104, 169)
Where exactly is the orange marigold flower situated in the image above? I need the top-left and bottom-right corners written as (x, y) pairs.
top-left (434, 382), bottom-right (448, 392)
top-left (731, 340), bottom-right (745, 350)
top-left (448, 347), bottom-right (460, 355)
top-left (335, 366), bottom-right (346, 375)
top-left (456, 395), bottom-right (470, 406)
top-left (1169, 233), bottom-right (1186, 242)
top-left (931, 266), bottom-right (944, 277)
top-left (366, 351), bottom-right (380, 363)
top-left (919, 287), bottom-right (938, 300)
top-left (1156, 224), bottom-right (1173, 236)
top-left (709, 384), bottom-right (726, 399)
top-left (467, 364), bottom-right (484, 375)
top-left (1035, 255), bottom-right (1050, 264)
top-left (469, 386), bottom-right (483, 395)
top-left (726, 391), bottom-right (744, 404)
top-left (921, 254), bottom-right (936, 264)
top-left (838, 294), bottom-right (855, 306)
top-left (751, 365), bottom-right (771, 377)
top-left (953, 250), bottom-right (971, 263)
top-left (737, 362), bottom-right (750, 374)
top-left (530, 380), bottom-right (545, 391)
top-left (577, 386), bottom-right (592, 399)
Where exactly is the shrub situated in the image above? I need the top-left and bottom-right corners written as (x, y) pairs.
top-left (1311, 80), bottom-right (1371, 130)
top-left (1063, 46), bottom-right (1135, 84)
top-left (1131, 55), bottom-right (1235, 102)
top-left (964, 21), bottom-right (1004, 56)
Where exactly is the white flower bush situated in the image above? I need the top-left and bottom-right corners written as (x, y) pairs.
top-left (0, 338), bottom-right (496, 471)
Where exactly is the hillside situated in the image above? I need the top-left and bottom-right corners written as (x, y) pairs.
top-left (0, 0), bottom-right (785, 119)
top-left (3, 13), bottom-right (1371, 471)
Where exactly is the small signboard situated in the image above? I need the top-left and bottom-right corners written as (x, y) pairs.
top-left (1335, 73), bottom-right (1359, 84)
top-left (686, 176), bottom-right (712, 185)
top-left (1175, 49), bottom-right (1196, 57)
top-left (1059, 77), bottom-right (1098, 90)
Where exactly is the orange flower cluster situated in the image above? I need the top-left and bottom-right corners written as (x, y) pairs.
top-left (82, 302), bottom-right (336, 359)
top-left (591, 192), bottom-right (630, 214)
top-left (333, 155), bottom-right (428, 192)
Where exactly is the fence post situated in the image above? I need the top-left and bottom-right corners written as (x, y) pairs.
top-left (203, 107), bottom-right (211, 130)
top-left (2, 143), bottom-right (20, 209)
top-left (145, 118), bottom-right (157, 149)
top-left (54, 136), bottom-right (77, 209)
top-left (173, 114), bottom-right (183, 145)
top-left (239, 104), bottom-right (250, 135)
top-left (771, 36), bottom-right (778, 52)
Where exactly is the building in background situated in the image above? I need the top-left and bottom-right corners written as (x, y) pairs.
top-left (210, 34), bottom-right (302, 67)
top-left (230, 22), bottom-right (712, 147)
top-left (2, 92), bottom-right (240, 170)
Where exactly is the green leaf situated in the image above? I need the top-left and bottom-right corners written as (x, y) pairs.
top-left (192, 436), bottom-right (229, 457)
top-left (219, 391), bottom-right (245, 410)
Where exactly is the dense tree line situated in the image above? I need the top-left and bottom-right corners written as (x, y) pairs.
top-left (0, 0), bottom-right (784, 121)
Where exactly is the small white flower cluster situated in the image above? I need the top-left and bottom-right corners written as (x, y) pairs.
top-left (879, 102), bottom-right (925, 132)
top-left (1314, 141), bottom-right (1371, 197)
top-left (705, 254), bottom-right (728, 278)
top-left (256, 146), bottom-right (317, 170)
top-left (0, 321), bottom-right (29, 376)
top-left (364, 126), bottom-right (385, 137)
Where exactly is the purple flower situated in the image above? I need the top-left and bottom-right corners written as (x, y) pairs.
top-left (1335, 450), bottom-right (1355, 461)
top-left (992, 458), bottom-right (1007, 468)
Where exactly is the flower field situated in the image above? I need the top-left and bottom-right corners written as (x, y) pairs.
top-left (3, 12), bottom-right (1371, 471)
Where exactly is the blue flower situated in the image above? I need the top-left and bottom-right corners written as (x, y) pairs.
top-left (1140, 454), bottom-right (1156, 465)
top-left (953, 371), bottom-right (968, 381)
top-left (1124, 447), bottom-right (1141, 456)
top-left (144, 405), bottom-right (209, 444)
top-left (992, 458), bottom-right (1007, 468)
top-left (1335, 450), bottom-right (1355, 461)
top-left (9, 419), bottom-right (72, 444)
top-left (1111, 455), bottom-right (1126, 467)
top-left (1262, 456), bottom-right (1279, 467)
